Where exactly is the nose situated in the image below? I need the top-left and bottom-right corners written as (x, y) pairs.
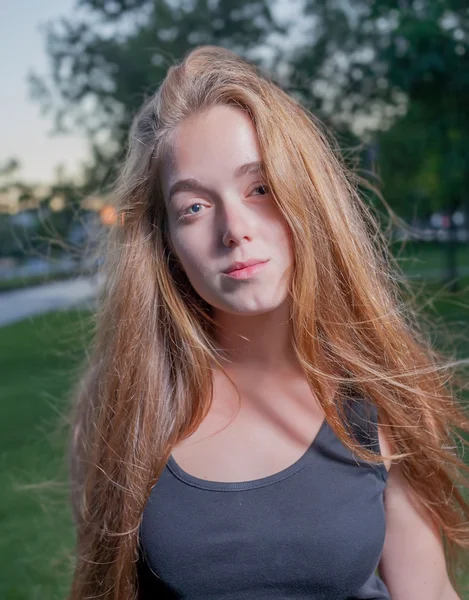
top-left (221, 198), bottom-right (254, 247)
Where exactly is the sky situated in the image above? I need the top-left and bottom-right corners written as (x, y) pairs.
top-left (0, 0), bottom-right (88, 185)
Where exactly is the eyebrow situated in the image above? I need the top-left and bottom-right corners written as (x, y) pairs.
top-left (167, 160), bottom-right (264, 203)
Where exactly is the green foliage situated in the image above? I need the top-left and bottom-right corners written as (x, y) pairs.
top-left (285, 1), bottom-right (469, 217)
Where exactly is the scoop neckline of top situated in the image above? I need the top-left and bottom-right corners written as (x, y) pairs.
top-left (166, 417), bottom-right (330, 491)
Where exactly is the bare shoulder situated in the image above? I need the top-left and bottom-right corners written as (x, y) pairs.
top-left (376, 430), bottom-right (459, 598)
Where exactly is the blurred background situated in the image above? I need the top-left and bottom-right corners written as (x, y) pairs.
top-left (0, 1), bottom-right (468, 598)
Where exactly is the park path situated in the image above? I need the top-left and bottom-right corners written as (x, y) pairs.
top-left (0, 275), bottom-right (103, 328)
top-left (0, 266), bottom-right (468, 329)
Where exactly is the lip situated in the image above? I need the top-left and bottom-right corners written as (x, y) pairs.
top-left (223, 259), bottom-right (268, 274)
top-left (222, 259), bottom-right (269, 279)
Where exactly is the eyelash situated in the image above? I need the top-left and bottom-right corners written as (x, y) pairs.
top-left (177, 184), bottom-right (270, 221)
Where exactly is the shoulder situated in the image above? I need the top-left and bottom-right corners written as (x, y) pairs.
top-left (376, 429), bottom-right (458, 598)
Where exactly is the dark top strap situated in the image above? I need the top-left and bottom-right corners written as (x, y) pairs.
top-left (343, 395), bottom-right (382, 455)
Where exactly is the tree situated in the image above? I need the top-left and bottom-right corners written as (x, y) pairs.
top-left (30, 0), bottom-right (286, 190)
top-left (286, 0), bottom-right (469, 287)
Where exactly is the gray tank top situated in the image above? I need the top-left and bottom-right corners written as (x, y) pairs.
top-left (138, 395), bottom-right (390, 599)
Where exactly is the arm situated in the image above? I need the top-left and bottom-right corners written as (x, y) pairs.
top-left (377, 427), bottom-right (460, 600)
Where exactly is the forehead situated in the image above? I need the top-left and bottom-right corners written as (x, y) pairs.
top-left (161, 105), bottom-right (262, 197)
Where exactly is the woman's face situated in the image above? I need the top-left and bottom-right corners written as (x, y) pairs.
top-left (161, 104), bottom-right (294, 317)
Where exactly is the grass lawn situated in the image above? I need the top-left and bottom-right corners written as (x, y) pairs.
top-left (0, 261), bottom-right (468, 597)
top-left (0, 309), bottom-right (94, 600)
top-left (388, 241), bottom-right (469, 285)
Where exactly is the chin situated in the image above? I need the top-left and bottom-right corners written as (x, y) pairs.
top-left (214, 301), bottom-right (285, 317)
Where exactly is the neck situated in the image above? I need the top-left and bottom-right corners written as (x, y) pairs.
top-left (211, 298), bottom-right (301, 374)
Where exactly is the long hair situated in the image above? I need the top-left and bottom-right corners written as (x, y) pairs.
top-left (68, 45), bottom-right (469, 599)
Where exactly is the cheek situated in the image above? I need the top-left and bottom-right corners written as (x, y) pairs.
top-left (266, 203), bottom-right (293, 247)
top-left (275, 218), bottom-right (294, 253)
top-left (173, 237), bottom-right (208, 278)
top-left (276, 221), bottom-right (295, 273)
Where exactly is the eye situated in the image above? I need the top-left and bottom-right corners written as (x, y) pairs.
top-left (177, 203), bottom-right (205, 220)
top-left (251, 183), bottom-right (270, 196)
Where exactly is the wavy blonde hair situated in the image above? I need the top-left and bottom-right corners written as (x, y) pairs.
top-left (68, 45), bottom-right (469, 599)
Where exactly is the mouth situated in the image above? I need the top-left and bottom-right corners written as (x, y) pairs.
top-left (222, 260), bottom-right (269, 279)
top-left (223, 259), bottom-right (268, 274)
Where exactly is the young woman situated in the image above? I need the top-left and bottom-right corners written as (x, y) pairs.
top-left (68, 45), bottom-right (469, 599)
